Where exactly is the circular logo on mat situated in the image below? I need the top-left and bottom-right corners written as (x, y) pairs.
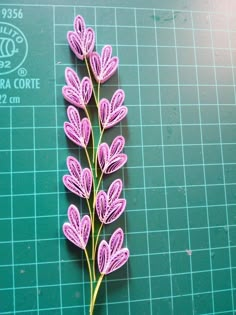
top-left (0, 22), bottom-right (28, 75)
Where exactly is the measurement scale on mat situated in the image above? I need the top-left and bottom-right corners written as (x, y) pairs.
top-left (0, 5), bottom-right (54, 106)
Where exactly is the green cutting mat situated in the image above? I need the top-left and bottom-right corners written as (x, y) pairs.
top-left (1, 0), bottom-right (236, 314)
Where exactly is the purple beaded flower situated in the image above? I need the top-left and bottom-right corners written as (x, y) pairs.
top-left (90, 45), bottom-right (119, 83)
top-left (98, 135), bottom-right (127, 174)
top-left (64, 105), bottom-right (91, 148)
top-left (63, 204), bottom-right (91, 250)
top-left (97, 228), bottom-right (129, 275)
top-left (63, 156), bottom-right (92, 199)
top-left (96, 179), bottom-right (126, 224)
top-left (62, 67), bottom-right (92, 109)
top-left (99, 89), bottom-right (128, 129)
top-left (67, 15), bottom-right (95, 60)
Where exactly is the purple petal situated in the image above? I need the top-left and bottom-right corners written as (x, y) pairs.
top-left (64, 122), bottom-right (85, 147)
top-left (67, 204), bottom-right (81, 231)
top-left (63, 204), bottom-right (91, 250)
top-left (99, 98), bottom-right (110, 127)
top-left (103, 107), bottom-right (127, 129)
top-left (84, 28), bottom-right (95, 57)
top-left (63, 73), bottom-right (92, 109)
top-left (97, 240), bottom-right (110, 274)
top-left (100, 56), bottom-right (119, 83)
top-left (68, 16), bottom-right (95, 60)
top-left (110, 89), bottom-right (125, 112)
top-left (105, 248), bottom-right (129, 275)
top-left (74, 15), bottom-right (86, 36)
top-left (107, 179), bottom-right (123, 203)
top-left (98, 143), bottom-right (109, 172)
top-left (101, 45), bottom-right (112, 67)
top-left (64, 157), bottom-right (92, 198)
top-left (96, 180), bottom-right (126, 224)
top-left (110, 136), bottom-right (125, 156)
top-left (81, 77), bottom-right (92, 105)
top-left (89, 52), bottom-right (101, 82)
top-left (64, 106), bottom-right (90, 148)
top-left (89, 45), bottom-right (118, 83)
top-left (98, 137), bottom-right (127, 174)
top-left (104, 199), bottom-right (126, 224)
top-left (67, 105), bottom-right (81, 125)
top-left (62, 86), bottom-right (85, 109)
top-left (109, 228), bottom-right (124, 256)
top-left (63, 175), bottom-right (87, 198)
top-left (67, 31), bottom-right (84, 60)
top-left (63, 223), bottom-right (85, 249)
top-left (104, 154), bottom-right (127, 174)
top-left (80, 118), bottom-right (91, 146)
top-left (65, 67), bottom-right (81, 90)
top-left (80, 215), bottom-right (91, 248)
top-left (99, 90), bottom-right (127, 129)
top-left (96, 191), bottom-right (108, 222)
top-left (81, 168), bottom-right (92, 198)
top-left (66, 156), bottom-right (82, 179)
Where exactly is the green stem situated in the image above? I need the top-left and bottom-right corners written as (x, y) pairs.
top-left (84, 107), bottom-right (95, 163)
top-left (85, 197), bottom-right (96, 281)
top-left (97, 81), bottom-right (102, 134)
top-left (85, 146), bottom-right (96, 217)
top-left (91, 171), bottom-right (103, 282)
top-left (91, 231), bottom-right (96, 282)
top-left (93, 172), bottom-right (104, 209)
top-left (90, 274), bottom-right (104, 315)
top-left (85, 147), bottom-right (94, 181)
top-left (93, 223), bottom-right (103, 259)
top-left (84, 248), bottom-right (93, 306)
top-left (85, 198), bottom-right (92, 219)
top-left (96, 172), bottom-right (103, 195)
top-left (92, 223), bottom-right (103, 279)
top-left (84, 150), bottom-right (96, 281)
top-left (97, 81), bottom-right (100, 104)
top-left (85, 146), bottom-right (95, 186)
top-left (84, 57), bottom-right (98, 108)
top-left (95, 128), bottom-right (105, 178)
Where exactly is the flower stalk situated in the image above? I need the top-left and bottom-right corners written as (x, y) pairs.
top-left (61, 15), bottom-right (129, 314)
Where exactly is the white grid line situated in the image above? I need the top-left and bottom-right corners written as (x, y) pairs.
top-left (10, 107), bottom-right (15, 314)
top-left (115, 6), bottom-right (131, 315)
top-left (2, 121), bottom-right (236, 129)
top-left (32, 104), bottom-right (39, 314)
top-left (153, 8), bottom-right (174, 312)
top-left (1, 264), bottom-right (235, 281)
top-left (0, 269), bottom-right (235, 290)
top-left (0, 222), bottom-right (234, 236)
top-left (55, 42), bottom-right (236, 49)
top-left (0, 291), bottom-right (234, 314)
top-left (1, 245), bottom-right (236, 265)
top-left (53, 5), bottom-right (63, 315)
top-left (1, 102), bottom-right (236, 108)
top-left (134, 8), bottom-right (153, 314)
top-left (54, 82), bottom-right (236, 87)
top-left (172, 10), bottom-right (194, 313)
top-left (209, 11), bottom-right (235, 311)
top-left (72, 6), bottom-right (87, 315)
top-left (54, 21), bottom-right (236, 33)
top-left (191, 11), bottom-right (215, 313)
top-left (39, 63), bottom-right (236, 68)
top-left (1, 3), bottom-right (236, 16)
top-left (0, 288), bottom-right (235, 314)
top-left (227, 13), bottom-right (236, 313)
top-left (2, 143), bottom-right (236, 151)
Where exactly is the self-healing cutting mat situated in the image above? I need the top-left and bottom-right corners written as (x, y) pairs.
top-left (1, 0), bottom-right (236, 314)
